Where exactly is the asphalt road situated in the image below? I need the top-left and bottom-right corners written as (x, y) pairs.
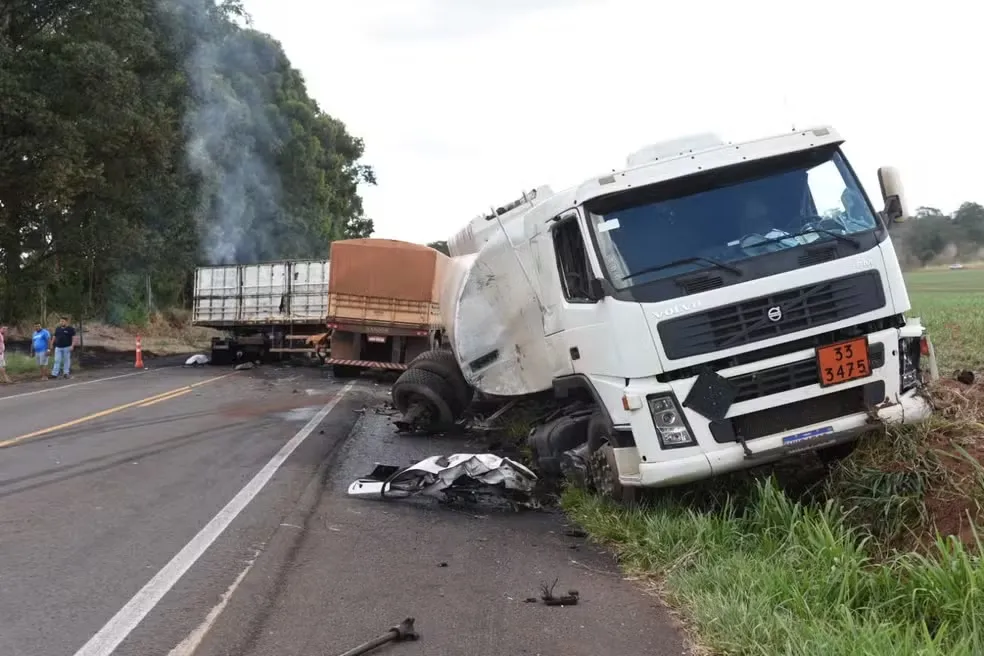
top-left (192, 388), bottom-right (686, 656)
top-left (0, 364), bottom-right (372, 656)
top-left (0, 365), bottom-right (686, 656)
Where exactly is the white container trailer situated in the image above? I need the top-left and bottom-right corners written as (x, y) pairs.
top-left (289, 260), bottom-right (331, 322)
top-left (192, 259), bottom-right (330, 363)
top-left (191, 266), bottom-right (239, 324)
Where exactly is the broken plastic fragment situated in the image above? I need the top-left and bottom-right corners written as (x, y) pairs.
top-left (347, 453), bottom-right (538, 501)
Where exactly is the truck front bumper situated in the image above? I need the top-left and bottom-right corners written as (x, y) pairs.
top-left (618, 386), bottom-right (932, 489)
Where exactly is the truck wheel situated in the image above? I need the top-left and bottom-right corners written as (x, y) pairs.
top-left (529, 414), bottom-right (590, 478)
top-left (392, 367), bottom-right (458, 431)
top-left (586, 412), bottom-right (636, 504)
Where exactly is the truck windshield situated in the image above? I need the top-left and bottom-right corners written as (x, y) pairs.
top-left (586, 148), bottom-right (879, 290)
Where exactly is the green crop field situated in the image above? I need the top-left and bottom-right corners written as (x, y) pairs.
top-left (906, 267), bottom-right (984, 372)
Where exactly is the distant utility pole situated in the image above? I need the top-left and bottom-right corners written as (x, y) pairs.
top-left (146, 274), bottom-right (154, 314)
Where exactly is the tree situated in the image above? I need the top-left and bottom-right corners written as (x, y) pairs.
top-left (0, 0), bottom-right (375, 324)
top-left (427, 240), bottom-right (450, 256)
top-left (894, 203), bottom-right (984, 268)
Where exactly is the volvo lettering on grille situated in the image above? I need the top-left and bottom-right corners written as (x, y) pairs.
top-left (655, 271), bottom-right (887, 360)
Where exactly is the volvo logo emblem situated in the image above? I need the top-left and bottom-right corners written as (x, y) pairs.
top-left (767, 306), bottom-right (783, 322)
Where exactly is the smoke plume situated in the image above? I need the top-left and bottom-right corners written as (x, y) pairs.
top-left (163, 0), bottom-right (285, 266)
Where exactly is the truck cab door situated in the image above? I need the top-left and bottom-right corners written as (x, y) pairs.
top-left (532, 211), bottom-right (604, 376)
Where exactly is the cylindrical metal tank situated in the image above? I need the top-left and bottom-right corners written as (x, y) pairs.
top-left (439, 188), bottom-right (558, 397)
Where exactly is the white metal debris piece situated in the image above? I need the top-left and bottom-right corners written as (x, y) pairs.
top-left (347, 453), bottom-right (538, 501)
top-left (184, 354), bottom-right (210, 366)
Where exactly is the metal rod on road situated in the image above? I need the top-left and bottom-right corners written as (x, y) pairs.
top-left (333, 618), bottom-right (419, 656)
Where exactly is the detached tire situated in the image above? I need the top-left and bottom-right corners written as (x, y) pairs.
top-left (392, 367), bottom-right (459, 430)
top-left (409, 349), bottom-right (473, 405)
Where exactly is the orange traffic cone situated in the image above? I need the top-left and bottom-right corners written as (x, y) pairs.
top-left (135, 334), bottom-right (145, 369)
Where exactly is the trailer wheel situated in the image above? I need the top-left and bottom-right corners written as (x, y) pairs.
top-left (392, 367), bottom-right (458, 432)
top-left (410, 349), bottom-right (473, 403)
top-left (409, 348), bottom-right (455, 367)
top-left (409, 359), bottom-right (471, 416)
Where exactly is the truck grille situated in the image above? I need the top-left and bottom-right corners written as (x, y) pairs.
top-left (729, 343), bottom-right (885, 403)
top-left (658, 271), bottom-right (885, 359)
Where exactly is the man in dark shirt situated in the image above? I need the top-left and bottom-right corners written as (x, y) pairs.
top-left (51, 316), bottom-right (77, 379)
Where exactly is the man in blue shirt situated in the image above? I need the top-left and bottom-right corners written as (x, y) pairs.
top-left (32, 322), bottom-right (52, 381)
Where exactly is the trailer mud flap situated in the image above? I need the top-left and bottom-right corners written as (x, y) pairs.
top-left (324, 358), bottom-right (409, 371)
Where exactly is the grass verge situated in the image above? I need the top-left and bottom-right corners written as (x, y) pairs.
top-left (4, 352), bottom-right (38, 377)
top-left (561, 379), bottom-right (984, 655)
top-left (564, 479), bottom-right (983, 655)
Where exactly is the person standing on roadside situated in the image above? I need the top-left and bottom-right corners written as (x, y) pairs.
top-left (0, 325), bottom-right (11, 384)
top-left (51, 316), bottom-right (77, 379)
top-left (32, 321), bottom-right (52, 381)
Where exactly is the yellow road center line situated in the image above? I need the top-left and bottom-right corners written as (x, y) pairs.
top-left (0, 373), bottom-right (236, 449)
top-left (138, 388), bottom-right (193, 408)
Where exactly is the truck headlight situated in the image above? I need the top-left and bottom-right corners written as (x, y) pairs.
top-left (899, 336), bottom-right (921, 392)
top-left (648, 395), bottom-right (696, 449)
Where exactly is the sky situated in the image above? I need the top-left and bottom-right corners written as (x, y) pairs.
top-left (240, 0), bottom-right (980, 244)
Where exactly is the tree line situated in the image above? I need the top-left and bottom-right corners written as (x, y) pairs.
top-left (893, 202), bottom-right (984, 268)
top-left (0, 0), bottom-right (375, 326)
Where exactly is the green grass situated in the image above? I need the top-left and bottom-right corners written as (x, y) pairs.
top-left (564, 483), bottom-right (984, 655)
top-left (562, 268), bottom-right (984, 655)
top-left (906, 268), bottom-right (984, 372)
top-left (4, 352), bottom-right (39, 376)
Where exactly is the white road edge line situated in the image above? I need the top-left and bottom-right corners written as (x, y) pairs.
top-left (0, 370), bottom-right (148, 402)
top-left (166, 556), bottom-right (257, 656)
top-left (72, 380), bottom-right (357, 656)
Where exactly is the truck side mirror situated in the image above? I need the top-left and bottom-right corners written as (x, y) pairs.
top-left (877, 166), bottom-right (910, 227)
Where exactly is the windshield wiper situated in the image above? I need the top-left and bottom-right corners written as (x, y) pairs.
top-left (753, 227), bottom-right (860, 249)
top-left (621, 256), bottom-right (742, 281)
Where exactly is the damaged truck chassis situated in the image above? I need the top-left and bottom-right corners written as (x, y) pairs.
top-left (389, 127), bottom-right (939, 501)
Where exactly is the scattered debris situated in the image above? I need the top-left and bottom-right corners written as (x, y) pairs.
top-left (347, 453), bottom-right (538, 508)
top-left (234, 362), bottom-right (256, 371)
top-left (563, 527), bottom-right (588, 538)
top-left (954, 369), bottom-right (975, 385)
top-left (538, 578), bottom-right (580, 606)
top-left (184, 353), bottom-right (209, 366)
top-left (335, 617), bottom-right (419, 656)
top-left (438, 562), bottom-right (448, 568)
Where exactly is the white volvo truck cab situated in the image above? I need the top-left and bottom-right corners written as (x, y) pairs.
top-left (391, 126), bottom-right (937, 500)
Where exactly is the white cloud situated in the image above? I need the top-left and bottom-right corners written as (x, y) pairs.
top-left (242, 0), bottom-right (981, 243)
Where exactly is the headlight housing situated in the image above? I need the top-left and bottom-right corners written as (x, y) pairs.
top-left (647, 394), bottom-right (696, 449)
